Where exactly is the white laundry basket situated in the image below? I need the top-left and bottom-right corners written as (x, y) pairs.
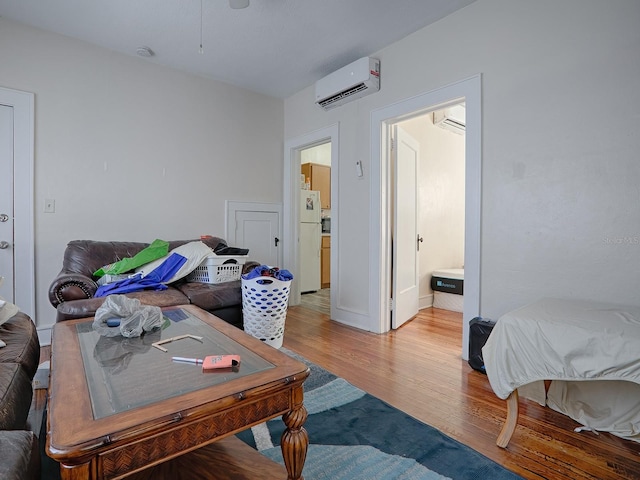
top-left (241, 276), bottom-right (292, 348)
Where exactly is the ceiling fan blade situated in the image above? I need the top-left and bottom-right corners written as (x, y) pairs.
top-left (229, 0), bottom-right (250, 9)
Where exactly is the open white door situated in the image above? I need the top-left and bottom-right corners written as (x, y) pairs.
top-left (391, 126), bottom-right (420, 328)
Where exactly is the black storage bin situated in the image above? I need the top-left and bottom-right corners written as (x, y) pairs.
top-left (468, 317), bottom-right (496, 374)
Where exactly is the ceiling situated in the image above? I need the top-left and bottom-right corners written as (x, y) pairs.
top-left (0, 0), bottom-right (475, 99)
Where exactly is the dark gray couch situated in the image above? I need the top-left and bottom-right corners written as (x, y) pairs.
top-left (48, 237), bottom-right (257, 329)
top-left (0, 312), bottom-right (41, 480)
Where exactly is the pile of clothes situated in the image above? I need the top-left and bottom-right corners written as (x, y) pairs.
top-left (94, 239), bottom-right (249, 297)
top-left (242, 265), bottom-right (293, 282)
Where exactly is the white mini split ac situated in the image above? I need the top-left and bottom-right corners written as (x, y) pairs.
top-left (433, 104), bottom-right (466, 134)
top-left (315, 57), bottom-right (380, 111)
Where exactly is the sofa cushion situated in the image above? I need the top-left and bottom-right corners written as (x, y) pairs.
top-left (0, 363), bottom-right (33, 430)
top-left (57, 287), bottom-right (190, 321)
top-left (0, 430), bottom-right (40, 480)
top-left (50, 237), bottom-right (249, 326)
top-left (0, 313), bottom-right (40, 379)
top-left (175, 280), bottom-right (242, 311)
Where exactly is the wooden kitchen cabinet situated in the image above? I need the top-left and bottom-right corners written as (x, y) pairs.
top-left (321, 235), bottom-right (331, 288)
top-left (301, 163), bottom-right (331, 209)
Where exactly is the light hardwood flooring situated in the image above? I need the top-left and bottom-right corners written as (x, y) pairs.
top-left (282, 306), bottom-right (640, 480)
top-left (299, 288), bottom-right (330, 315)
top-left (33, 306), bottom-right (640, 479)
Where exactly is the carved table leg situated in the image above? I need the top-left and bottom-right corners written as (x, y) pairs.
top-left (281, 385), bottom-right (309, 480)
top-left (496, 389), bottom-right (519, 448)
top-left (60, 461), bottom-right (93, 480)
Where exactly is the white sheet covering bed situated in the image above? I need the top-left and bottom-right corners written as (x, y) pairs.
top-left (483, 298), bottom-right (640, 442)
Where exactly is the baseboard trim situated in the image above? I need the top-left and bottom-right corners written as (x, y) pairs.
top-left (37, 325), bottom-right (52, 346)
top-left (419, 294), bottom-right (434, 310)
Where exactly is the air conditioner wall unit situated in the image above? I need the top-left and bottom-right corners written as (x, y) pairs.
top-left (315, 57), bottom-right (380, 111)
top-left (433, 104), bottom-right (466, 134)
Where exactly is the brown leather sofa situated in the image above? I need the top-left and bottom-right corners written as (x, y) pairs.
top-left (48, 237), bottom-right (258, 329)
top-left (0, 312), bottom-right (41, 480)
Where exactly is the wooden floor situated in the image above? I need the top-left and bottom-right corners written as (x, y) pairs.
top-left (282, 306), bottom-right (640, 480)
top-left (33, 306), bottom-right (640, 479)
top-left (299, 288), bottom-right (330, 315)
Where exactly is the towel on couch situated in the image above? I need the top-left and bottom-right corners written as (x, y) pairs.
top-left (136, 241), bottom-right (213, 282)
top-left (95, 241), bottom-right (213, 297)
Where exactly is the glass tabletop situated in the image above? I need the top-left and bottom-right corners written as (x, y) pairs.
top-left (76, 307), bottom-right (275, 419)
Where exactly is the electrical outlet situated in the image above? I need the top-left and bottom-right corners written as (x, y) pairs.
top-left (44, 199), bottom-right (55, 213)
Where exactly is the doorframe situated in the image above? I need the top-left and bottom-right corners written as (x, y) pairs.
top-left (0, 87), bottom-right (35, 319)
top-left (370, 75), bottom-right (481, 360)
top-left (283, 124), bottom-right (339, 307)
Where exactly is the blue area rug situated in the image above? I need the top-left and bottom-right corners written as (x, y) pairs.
top-left (236, 348), bottom-right (523, 480)
top-left (39, 348), bottom-right (522, 479)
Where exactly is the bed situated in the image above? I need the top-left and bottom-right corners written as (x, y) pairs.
top-left (482, 298), bottom-right (640, 447)
top-left (430, 268), bottom-right (464, 312)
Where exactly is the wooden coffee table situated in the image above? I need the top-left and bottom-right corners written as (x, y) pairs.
top-left (46, 305), bottom-right (309, 480)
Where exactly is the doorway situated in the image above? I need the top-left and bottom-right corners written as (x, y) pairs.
top-left (283, 124), bottom-right (339, 314)
top-left (391, 105), bottom-right (466, 328)
top-left (299, 142), bottom-right (331, 314)
top-left (370, 75), bottom-right (481, 360)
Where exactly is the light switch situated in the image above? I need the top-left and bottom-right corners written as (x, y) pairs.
top-left (44, 199), bottom-right (55, 213)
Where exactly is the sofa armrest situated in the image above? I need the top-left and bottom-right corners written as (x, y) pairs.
top-left (48, 273), bottom-right (98, 308)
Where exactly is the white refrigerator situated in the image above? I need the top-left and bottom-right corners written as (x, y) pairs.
top-left (299, 190), bottom-right (321, 293)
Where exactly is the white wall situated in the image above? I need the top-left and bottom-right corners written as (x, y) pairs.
top-left (300, 143), bottom-right (331, 167)
top-left (399, 114), bottom-right (465, 305)
top-left (0, 19), bottom-right (284, 331)
top-left (284, 0), bottom-right (640, 327)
